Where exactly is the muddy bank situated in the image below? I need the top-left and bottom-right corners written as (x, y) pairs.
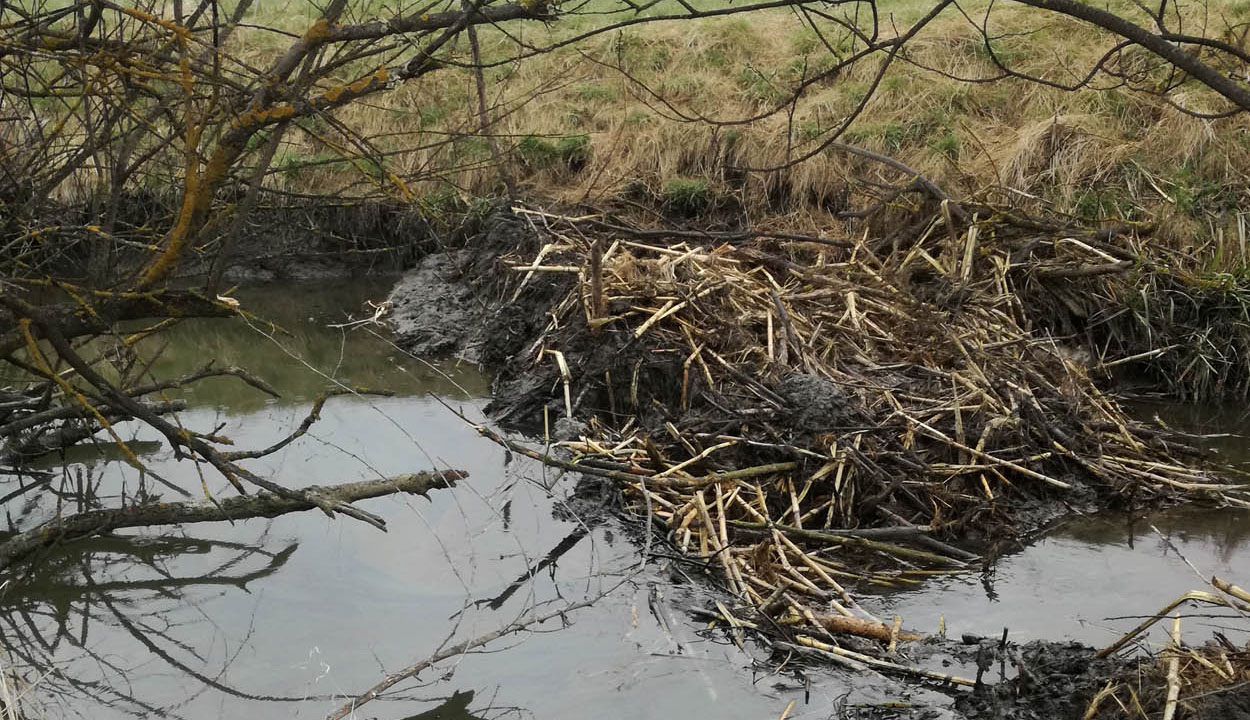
top-left (386, 210), bottom-right (561, 361)
top-left (211, 201), bottom-right (436, 282)
top-left (24, 193), bottom-right (439, 284)
top-left (949, 638), bottom-right (1250, 720)
top-left (387, 209), bottom-right (577, 388)
top-left (385, 207), bottom-right (1250, 719)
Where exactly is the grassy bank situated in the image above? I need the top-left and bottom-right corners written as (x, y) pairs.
top-left (239, 0), bottom-right (1249, 260)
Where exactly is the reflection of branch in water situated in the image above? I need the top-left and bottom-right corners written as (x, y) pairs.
top-left (0, 531), bottom-right (325, 717)
top-left (329, 578), bottom-right (630, 720)
top-left (6, 543), bottom-right (298, 602)
top-left (88, 566), bottom-right (334, 706)
top-left (398, 690), bottom-right (486, 720)
top-left (475, 527), bottom-right (589, 611)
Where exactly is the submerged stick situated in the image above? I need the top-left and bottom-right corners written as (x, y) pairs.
top-left (327, 586), bottom-right (617, 720)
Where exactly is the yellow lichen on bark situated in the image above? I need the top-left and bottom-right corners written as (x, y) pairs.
top-left (231, 104), bottom-right (295, 132)
top-left (316, 67), bottom-right (389, 106)
top-left (178, 55), bottom-right (193, 95)
top-left (303, 19), bottom-right (333, 42)
top-left (116, 7), bottom-right (193, 42)
top-left (136, 122), bottom-right (208, 289)
top-left (19, 320), bottom-right (147, 471)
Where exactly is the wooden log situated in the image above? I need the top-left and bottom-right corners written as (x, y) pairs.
top-left (0, 470), bottom-right (465, 570)
top-left (781, 610), bottom-right (924, 643)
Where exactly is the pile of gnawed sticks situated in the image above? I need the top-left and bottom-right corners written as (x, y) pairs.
top-left (483, 207), bottom-right (1250, 667)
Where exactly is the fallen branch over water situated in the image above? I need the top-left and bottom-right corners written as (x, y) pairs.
top-left (0, 470), bottom-right (465, 571)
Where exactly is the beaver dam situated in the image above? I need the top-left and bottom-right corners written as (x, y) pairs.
top-left (3, 275), bottom-right (1249, 719)
top-left (390, 206), bottom-right (1250, 719)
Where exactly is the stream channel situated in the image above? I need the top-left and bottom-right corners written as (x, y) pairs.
top-left (6, 281), bottom-right (1249, 719)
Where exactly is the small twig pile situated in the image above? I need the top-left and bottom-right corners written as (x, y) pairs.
top-left (1086, 577), bottom-right (1250, 719)
top-left (482, 206), bottom-right (1249, 664)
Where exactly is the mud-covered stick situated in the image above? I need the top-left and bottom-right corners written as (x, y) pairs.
top-left (794, 635), bottom-right (977, 687)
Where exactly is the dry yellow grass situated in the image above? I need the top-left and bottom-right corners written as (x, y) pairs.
top-left (18, 0), bottom-right (1250, 267)
top-left (221, 0), bottom-right (1250, 265)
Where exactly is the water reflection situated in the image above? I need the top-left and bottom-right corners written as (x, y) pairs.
top-left (1, 526), bottom-right (299, 718)
top-left (1062, 506), bottom-right (1250, 565)
top-left (870, 395), bottom-right (1250, 648)
top-left (1124, 396), bottom-right (1250, 467)
top-left (133, 281), bottom-right (489, 410)
top-left (397, 691), bottom-right (484, 720)
top-left (12, 282), bottom-right (1247, 719)
top-left (876, 498), bottom-right (1250, 648)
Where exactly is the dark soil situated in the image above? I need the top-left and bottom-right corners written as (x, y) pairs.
top-left (951, 640), bottom-right (1127, 720)
top-left (216, 202), bottom-right (434, 282)
top-left (949, 638), bottom-right (1250, 720)
top-left (387, 208), bottom-right (581, 424)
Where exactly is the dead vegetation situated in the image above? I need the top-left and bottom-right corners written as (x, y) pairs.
top-left (451, 203), bottom-right (1250, 695)
top-left (257, 0), bottom-right (1250, 251)
top-left (1078, 579), bottom-right (1250, 720)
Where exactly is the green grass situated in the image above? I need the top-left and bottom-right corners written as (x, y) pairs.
top-left (662, 176), bottom-right (714, 214)
top-left (18, 0), bottom-right (1249, 268)
top-left (516, 134), bottom-right (591, 170)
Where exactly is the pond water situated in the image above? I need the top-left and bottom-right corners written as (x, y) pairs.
top-left (4, 282), bottom-right (813, 719)
top-left (4, 282), bottom-right (1249, 719)
top-left (871, 506), bottom-right (1250, 648)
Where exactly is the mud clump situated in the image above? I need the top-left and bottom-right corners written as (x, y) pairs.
top-left (953, 641), bottom-right (1121, 720)
top-left (388, 250), bottom-right (483, 358)
top-left (388, 209), bottom-right (564, 365)
top-left (951, 639), bottom-right (1250, 720)
top-left (774, 372), bottom-right (853, 433)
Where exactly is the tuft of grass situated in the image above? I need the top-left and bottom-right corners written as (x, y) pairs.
top-left (662, 176), bottom-right (714, 214)
top-left (624, 109), bottom-right (651, 125)
top-left (1170, 162), bottom-right (1242, 218)
top-left (421, 184), bottom-right (463, 217)
top-left (791, 28), bottom-right (819, 55)
top-left (880, 76), bottom-right (908, 93)
top-left (575, 83), bottom-right (618, 102)
top-left (931, 131), bottom-right (961, 159)
top-left (418, 104), bottom-right (449, 128)
top-left (738, 66), bottom-right (785, 104)
top-left (974, 38), bottom-right (1024, 65)
top-left (1073, 188), bottom-right (1138, 222)
top-left (515, 134), bottom-right (591, 171)
top-left (453, 136), bottom-right (493, 162)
